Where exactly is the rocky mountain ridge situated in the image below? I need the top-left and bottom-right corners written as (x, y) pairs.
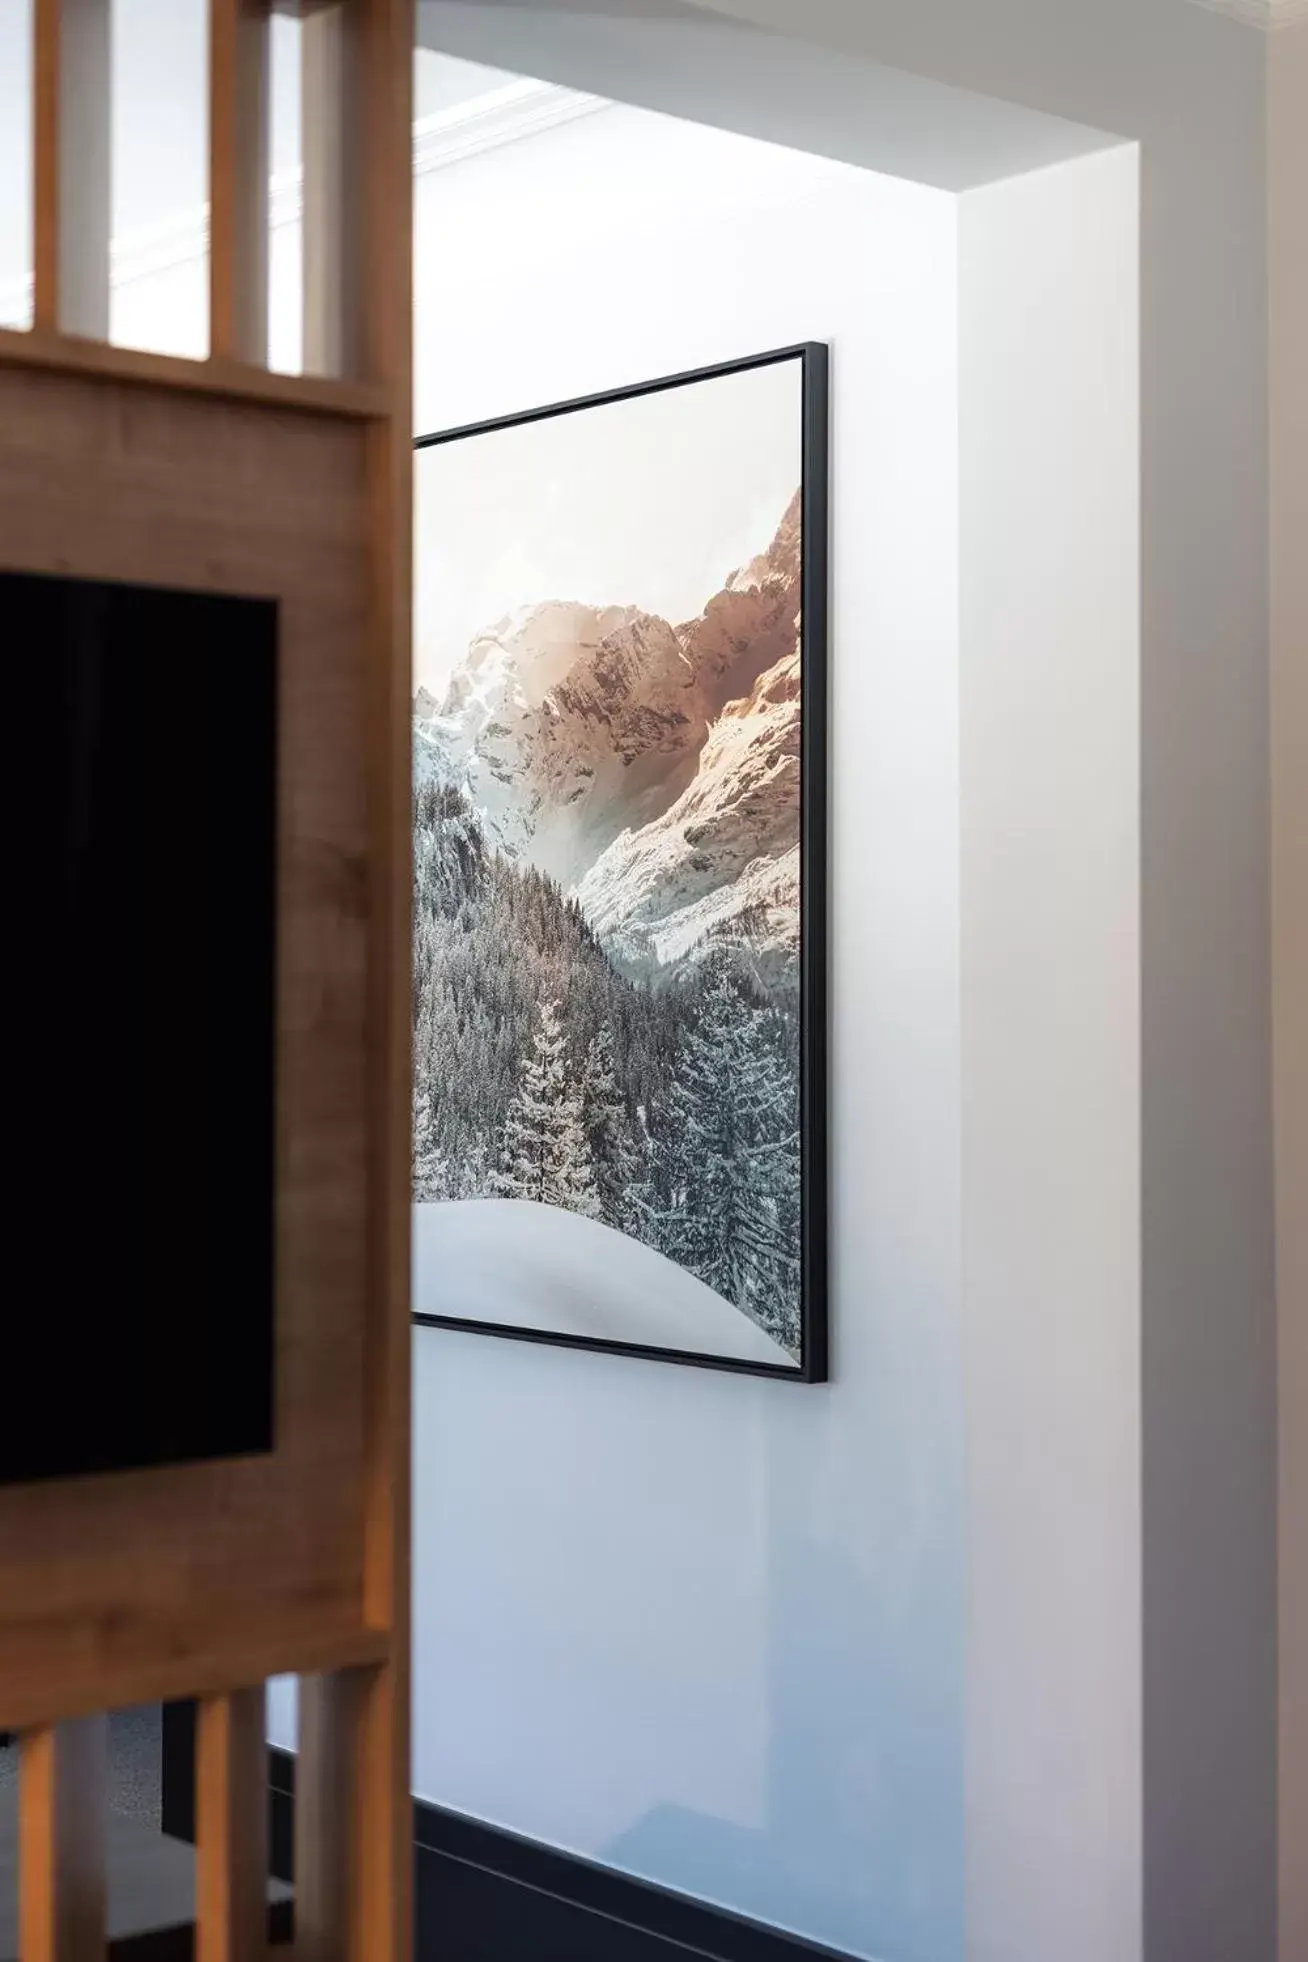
top-left (415, 489), bottom-right (804, 976)
top-left (575, 649), bottom-right (802, 982)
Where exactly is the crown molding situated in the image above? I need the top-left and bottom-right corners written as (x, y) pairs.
top-left (0, 80), bottom-right (607, 321)
top-left (413, 75), bottom-right (608, 172)
top-left (1186, 0), bottom-right (1308, 26)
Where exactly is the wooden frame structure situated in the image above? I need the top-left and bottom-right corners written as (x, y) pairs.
top-left (0, 6), bottom-right (414, 1962)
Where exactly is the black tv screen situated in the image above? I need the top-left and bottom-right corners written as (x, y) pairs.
top-left (2, 569), bottom-right (277, 1486)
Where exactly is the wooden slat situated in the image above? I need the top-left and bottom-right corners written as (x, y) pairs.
top-left (210, 0), bottom-right (272, 365)
top-left (356, 2), bottom-right (414, 1961)
top-left (301, 2), bottom-right (363, 379)
top-left (19, 1717), bottom-right (107, 1962)
top-left (294, 0), bottom-right (414, 1950)
top-left (196, 1688), bottom-right (268, 1962)
top-left (32, 0), bottom-right (111, 337)
top-left (294, 1672), bottom-right (368, 1962)
top-left (0, 324), bottom-right (388, 417)
top-left (32, 0), bottom-right (59, 328)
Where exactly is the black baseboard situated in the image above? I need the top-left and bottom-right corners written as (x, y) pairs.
top-left (410, 1799), bottom-right (855, 1962)
top-left (162, 1703), bottom-right (851, 1962)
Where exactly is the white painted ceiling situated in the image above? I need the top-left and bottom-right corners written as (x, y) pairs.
top-left (415, 0), bottom-right (1118, 191)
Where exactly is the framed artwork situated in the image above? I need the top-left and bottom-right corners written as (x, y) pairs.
top-left (411, 343), bottom-right (828, 1380)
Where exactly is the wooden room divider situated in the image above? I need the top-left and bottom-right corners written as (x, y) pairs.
top-left (0, 5), bottom-right (414, 1961)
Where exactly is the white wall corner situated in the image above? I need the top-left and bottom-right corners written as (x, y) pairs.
top-left (1184, 0), bottom-right (1308, 28)
top-left (959, 141), bottom-right (1143, 1962)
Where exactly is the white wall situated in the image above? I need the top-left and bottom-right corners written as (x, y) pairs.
top-left (727, 20), bottom-right (1274, 1958)
top-left (959, 144), bottom-right (1141, 1962)
top-left (410, 106), bottom-right (964, 1962)
top-left (406, 111), bottom-right (1149, 1962)
top-left (416, 9), bottom-right (1278, 1956)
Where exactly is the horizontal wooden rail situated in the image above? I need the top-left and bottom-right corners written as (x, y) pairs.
top-left (0, 326), bottom-right (390, 419)
top-left (0, 1625), bottom-right (391, 1735)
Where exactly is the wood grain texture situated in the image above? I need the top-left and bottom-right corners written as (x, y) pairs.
top-left (356, 6), bottom-right (414, 1962)
top-left (57, 0), bottom-right (111, 338)
top-left (5, 10), bottom-right (412, 1957)
top-left (209, 0), bottom-right (272, 365)
top-left (294, 1672), bottom-right (369, 1962)
top-left (195, 1688), bottom-right (268, 1962)
top-left (32, 0), bottom-right (111, 337)
top-left (0, 1630), bottom-right (390, 1736)
top-left (301, 3), bottom-right (362, 380)
top-left (32, 0), bottom-right (59, 330)
top-left (0, 367), bottom-right (374, 1731)
top-left (20, 1717), bottom-right (108, 1962)
top-left (0, 326), bottom-right (387, 418)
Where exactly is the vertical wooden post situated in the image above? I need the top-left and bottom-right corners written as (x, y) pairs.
top-left (293, 1671), bottom-right (368, 1962)
top-left (1270, 30), bottom-right (1308, 1957)
top-left (209, 0), bottom-right (272, 366)
top-left (195, 1687), bottom-right (269, 1962)
top-left (358, 1), bottom-right (413, 1958)
top-left (301, 1), bottom-right (363, 379)
top-left (294, 2), bottom-right (413, 1959)
top-left (19, 1717), bottom-right (107, 1962)
top-left (32, 0), bottom-right (111, 338)
top-left (32, 0), bottom-right (61, 329)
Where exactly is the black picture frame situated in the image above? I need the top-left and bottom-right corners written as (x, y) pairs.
top-left (411, 342), bottom-right (829, 1384)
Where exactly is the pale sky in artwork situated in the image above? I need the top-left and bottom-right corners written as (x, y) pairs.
top-left (413, 355), bottom-right (803, 698)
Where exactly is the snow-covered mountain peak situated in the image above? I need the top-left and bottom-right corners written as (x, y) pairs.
top-left (448, 600), bottom-right (648, 714)
top-left (575, 641), bottom-right (802, 981)
top-left (414, 488), bottom-right (804, 965)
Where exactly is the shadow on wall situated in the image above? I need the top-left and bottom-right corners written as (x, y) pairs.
top-left (602, 1426), bottom-right (965, 1962)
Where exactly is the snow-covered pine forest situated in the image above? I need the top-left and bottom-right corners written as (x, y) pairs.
top-left (412, 779), bottom-right (803, 1356)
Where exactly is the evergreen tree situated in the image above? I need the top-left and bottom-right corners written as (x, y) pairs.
top-left (413, 1080), bottom-right (448, 1201)
top-left (409, 771), bottom-right (803, 1347)
top-left (411, 777), bottom-right (681, 1197)
top-left (646, 957), bottom-right (802, 1352)
top-left (451, 1136), bottom-right (491, 1203)
top-left (494, 998), bottom-right (601, 1217)
top-left (581, 1025), bottom-right (635, 1227)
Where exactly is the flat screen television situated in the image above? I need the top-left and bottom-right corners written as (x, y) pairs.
top-left (1, 568), bottom-right (277, 1486)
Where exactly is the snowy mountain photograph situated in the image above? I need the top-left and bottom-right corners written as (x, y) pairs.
top-left (411, 346), bottom-right (828, 1377)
